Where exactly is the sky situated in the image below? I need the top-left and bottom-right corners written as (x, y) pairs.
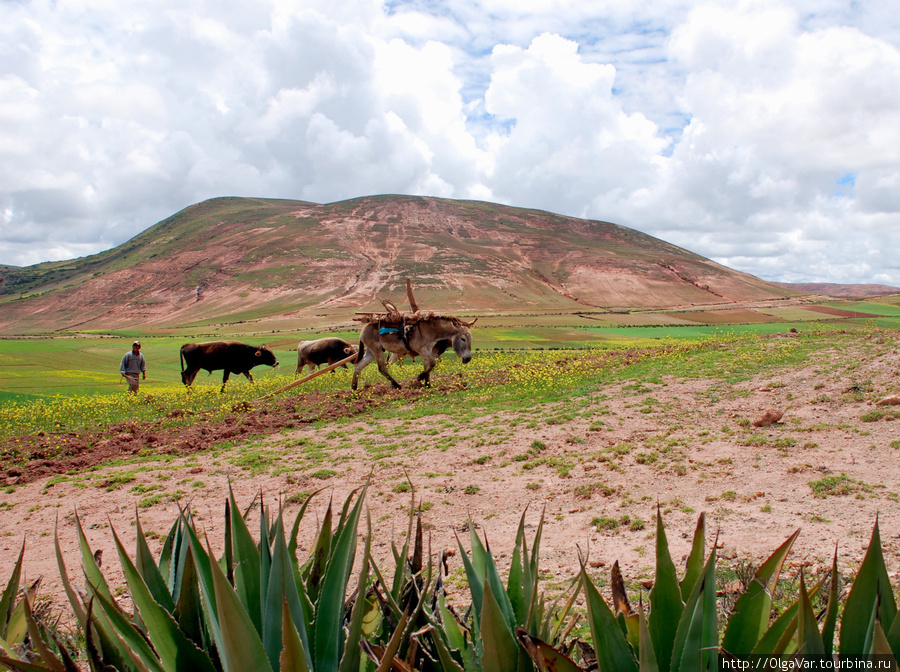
top-left (2, 0), bottom-right (900, 285)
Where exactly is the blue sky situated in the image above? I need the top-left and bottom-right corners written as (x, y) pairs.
top-left (2, 0), bottom-right (900, 285)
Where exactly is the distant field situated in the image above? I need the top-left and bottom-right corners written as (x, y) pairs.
top-left (663, 309), bottom-right (776, 324)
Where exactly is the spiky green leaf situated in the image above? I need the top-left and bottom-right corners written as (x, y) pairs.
top-left (228, 485), bottom-right (263, 636)
top-left (481, 577), bottom-right (519, 672)
top-left (670, 546), bottom-right (717, 672)
top-left (679, 513), bottom-right (705, 602)
top-left (840, 520), bottom-right (897, 656)
top-left (649, 508), bottom-right (682, 672)
top-left (0, 539), bottom-right (23, 639)
top-left (581, 568), bottom-right (639, 672)
top-left (312, 486), bottom-right (366, 672)
top-left (110, 524), bottom-right (217, 672)
top-left (208, 537), bottom-right (274, 672)
top-left (722, 528), bottom-right (799, 656)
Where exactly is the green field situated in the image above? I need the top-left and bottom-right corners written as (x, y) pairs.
top-left (0, 310), bottom-right (891, 403)
top-left (0, 326), bottom-right (829, 446)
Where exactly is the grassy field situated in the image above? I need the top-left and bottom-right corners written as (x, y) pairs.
top-left (0, 324), bottom-right (858, 444)
top-left (0, 312), bottom-right (889, 404)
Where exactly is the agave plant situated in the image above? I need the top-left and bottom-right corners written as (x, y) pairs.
top-left (0, 539), bottom-right (82, 672)
top-left (28, 484), bottom-right (382, 672)
top-left (3, 486), bottom-right (900, 672)
top-left (545, 508), bottom-right (900, 671)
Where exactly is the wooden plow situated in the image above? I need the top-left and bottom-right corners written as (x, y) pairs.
top-left (257, 351), bottom-right (358, 400)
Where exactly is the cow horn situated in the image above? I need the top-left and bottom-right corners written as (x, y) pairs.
top-left (460, 318), bottom-right (478, 327)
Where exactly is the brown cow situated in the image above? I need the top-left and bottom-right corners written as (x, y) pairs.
top-left (180, 341), bottom-right (278, 392)
top-left (351, 317), bottom-right (474, 390)
top-left (295, 337), bottom-right (358, 374)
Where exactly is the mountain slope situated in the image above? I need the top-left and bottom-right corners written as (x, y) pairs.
top-left (0, 195), bottom-right (795, 334)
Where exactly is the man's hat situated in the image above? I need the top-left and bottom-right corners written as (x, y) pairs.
top-left (133, 341), bottom-right (141, 346)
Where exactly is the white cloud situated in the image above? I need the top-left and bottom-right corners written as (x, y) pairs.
top-left (2, 0), bottom-right (900, 286)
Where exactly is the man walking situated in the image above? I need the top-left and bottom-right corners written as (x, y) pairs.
top-left (121, 341), bottom-right (147, 393)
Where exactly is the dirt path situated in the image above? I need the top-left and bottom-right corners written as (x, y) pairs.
top-left (3, 332), bottom-right (900, 622)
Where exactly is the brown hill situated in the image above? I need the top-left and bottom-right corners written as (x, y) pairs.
top-left (0, 195), bottom-right (795, 334)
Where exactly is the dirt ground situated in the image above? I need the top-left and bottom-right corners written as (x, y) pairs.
top-left (3, 332), bottom-right (900, 622)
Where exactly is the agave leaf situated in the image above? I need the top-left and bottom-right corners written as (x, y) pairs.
top-left (389, 484), bottom-right (417, 605)
top-left (669, 546), bottom-right (716, 672)
top-left (287, 489), bottom-right (324, 563)
top-left (456, 530), bottom-right (485, 619)
top-left (507, 513), bottom-right (526, 626)
top-left (181, 515), bottom-right (224, 655)
top-left (279, 598), bottom-right (311, 672)
top-left (0, 655), bottom-right (56, 672)
top-left (821, 546), bottom-right (840, 657)
top-left (0, 632), bottom-right (18, 659)
top-left (426, 624), bottom-right (466, 672)
top-left (4, 578), bottom-right (39, 648)
top-left (305, 497), bottom-right (334, 602)
top-left (437, 592), bottom-right (478, 671)
top-left (581, 567), bottom-right (639, 672)
top-left (886, 613), bottom-right (900, 662)
top-left (481, 577), bottom-right (519, 672)
top-left (158, 516), bottom-right (180, 591)
top-left (368, 554), bottom-right (402, 619)
top-left (312, 485), bottom-right (366, 672)
top-left (679, 513), bottom-right (705, 602)
top-left (871, 620), bottom-right (897, 659)
top-left (259, 493), bottom-right (272, 629)
top-left (74, 511), bottom-right (114, 605)
top-left (170, 512), bottom-right (193, 606)
top-left (462, 524), bottom-right (515, 632)
top-left (516, 627), bottom-right (585, 672)
top-left (638, 604), bottom-right (660, 672)
top-left (648, 508), bottom-right (682, 672)
top-left (750, 575), bottom-right (824, 655)
top-left (840, 519), bottom-right (898, 656)
top-left (0, 539), bottom-right (24, 639)
top-left (53, 520), bottom-right (86, 629)
top-left (228, 485), bottom-right (263, 636)
top-left (484, 544), bottom-right (517, 633)
top-left (264, 512), bottom-right (312, 672)
top-left (110, 523), bottom-right (217, 672)
top-left (21, 594), bottom-right (65, 672)
top-left (338, 514), bottom-right (373, 672)
top-left (88, 585), bottom-right (166, 672)
top-left (134, 512), bottom-right (176, 614)
top-left (369, 608), bottom-right (410, 672)
top-left (173, 547), bottom-right (206, 651)
top-left (4, 602), bottom-right (27, 649)
top-left (796, 573), bottom-right (825, 656)
top-left (611, 562), bottom-right (640, 652)
top-left (721, 528), bottom-right (800, 656)
top-left (208, 536), bottom-right (274, 672)
top-left (547, 577), bottom-right (580, 644)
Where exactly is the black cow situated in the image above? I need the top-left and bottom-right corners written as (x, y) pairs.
top-left (295, 337), bottom-right (358, 374)
top-left (180, 341), bottom-right (279, 392)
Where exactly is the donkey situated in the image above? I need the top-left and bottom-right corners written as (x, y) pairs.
top-left (351, 316), bottom-right (475, 390)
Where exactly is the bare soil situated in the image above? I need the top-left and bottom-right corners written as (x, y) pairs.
top-left (3, 332), bottom-right (900, 623)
